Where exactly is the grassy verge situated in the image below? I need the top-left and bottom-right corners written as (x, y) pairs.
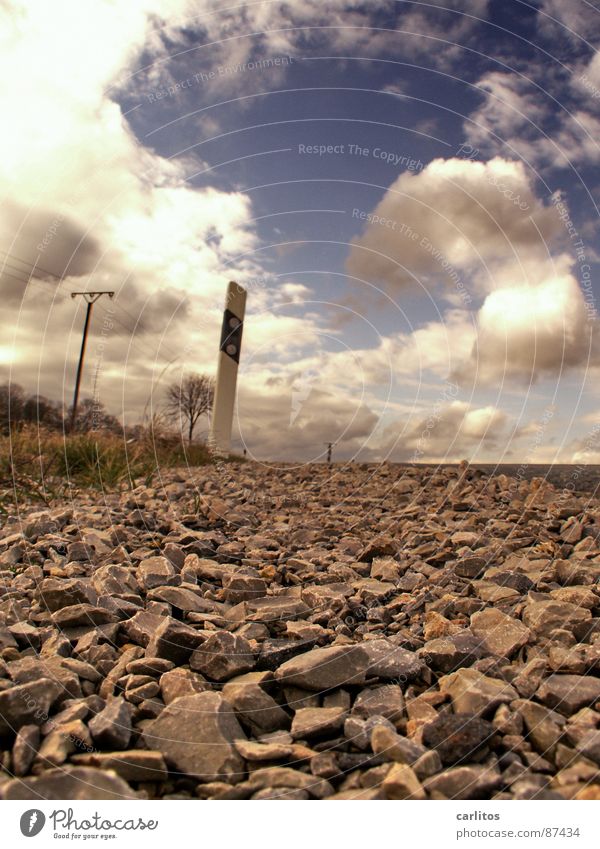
top-left (0, 425), bottom-right (229, 516)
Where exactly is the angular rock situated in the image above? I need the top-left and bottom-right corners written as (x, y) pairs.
top-left (469, 609), bottom-right (530, 659)
top-left (438, 668), bottom-right (518, 716)
top-left (92, 563), bottom-right (140, 597)
top-left (361, 639), bottom-right (424, 682)
top-left (291, 707), bottom-right (346, 740)
top-left (147, 586), bottom-right (214, 613)
top-left (159, 668), bottom-right (208, 704)
top-left (11, 724), bottom-right (40, 776)
top-left (88, 697), bottom-right (132, 750)
top-left (37, 577), bottom-right (97, 611)
top-left (421, 713), bottom-right (495, 766)
top-left (345, 715), bottom-right (396, 750)
top-left (246, 596), bottom-right (311, 623)
top-left (537, 675), bottom-right (600, 716)
top-left (383, 763), bottom-right (425, 799)
top-left (71, 750), bottom-right (168, 781)
top-left (222, 573), bottom-right (268, 603)
top-left (242, 766), bottom-right (333, 799)
top-left (257, 638), bottom-right (321, 671)
top-left (0, 679), bottom-right (62, 738)
top-left (420, 631), bottom-right (483, 673)
top-left (51, 604), bottom-right (117, 627)
top-left (145, 617), bottom-right (205, 664)
top-left (7, 657), bottom-right (82, 701)
top-left (0, 767), bottom-right (137, 799)
top-left (222, 680), bottom-right (289, 736)
top-left (142, 692), bottom-right (246, 782)
top-left (522, 599), bottom-right (591, 638)
top-left (137, 556), bottom-right (176, 590)
top-left (370, 725), bottom-right (426, 764)
top-left (119, 610), bottom-right (166, 647)
top-left (234, 739), bottom-right (293, 761)
top-left (190, 631), bottom-right (255, 681)
top-left (353, 684), bottom-right (405, 725)
top-left (275, 645), bottom-right (370, 691)
top-left (515, 699), bottom-right (565, 755)
top-left (423, 765), bottom-right (502, 799)
top-left (570, 730), bottom-right (600, 766)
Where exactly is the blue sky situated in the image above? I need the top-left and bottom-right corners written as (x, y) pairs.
top-left (1, 1), bottom-right (600, 462)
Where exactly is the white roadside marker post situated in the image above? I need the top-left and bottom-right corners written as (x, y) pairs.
top-left (209, 281), bottom-right (247, 457)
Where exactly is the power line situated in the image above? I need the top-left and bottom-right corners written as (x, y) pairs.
top-left (0, 248), bottom-right (183, 364)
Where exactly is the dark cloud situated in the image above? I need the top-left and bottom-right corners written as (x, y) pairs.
top-left (0, 202), bottom-right (101, 303)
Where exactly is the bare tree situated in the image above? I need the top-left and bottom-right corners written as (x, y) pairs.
top-left (0, 382), bottom-right (25, 433)
top-left (164, 373), bottom-right (214, 444)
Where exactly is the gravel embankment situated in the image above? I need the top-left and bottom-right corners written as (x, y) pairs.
top-left (0, 462), bottom-right (600, 800)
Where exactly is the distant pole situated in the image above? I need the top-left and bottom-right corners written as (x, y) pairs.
top-left (209, 281), bottom-right (246, 455)
top-left (324, 442), bottom-right (335, 463)
top-left (69, 291), bottom-right (114, 431)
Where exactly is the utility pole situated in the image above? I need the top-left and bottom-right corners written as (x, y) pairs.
top-left (324, 442), bottom-right (335, 464)
top-left (69, 291), bottom-right (114, 432)
top-left (209, 281), bottom-right (246, 456)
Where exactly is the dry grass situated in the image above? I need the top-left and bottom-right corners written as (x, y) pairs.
top-left (0, 423), bottom-right (228, 516)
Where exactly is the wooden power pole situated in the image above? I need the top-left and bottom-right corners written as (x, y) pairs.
top-left (69, 291), bottom-right (114, 431)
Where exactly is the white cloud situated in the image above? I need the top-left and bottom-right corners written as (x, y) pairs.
top-left (0, 0), bottom-right (264, 422)
top-left (465, 71), bottom-right (600, 169)
top-left (346, 155), bottom-right (597, 386)
top-left (347, 156), bottom-right (562, 297)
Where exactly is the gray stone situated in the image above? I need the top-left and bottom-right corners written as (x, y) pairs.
top-left (190, 631), bottom-right (255, 681)
top-left (423, 765), bottom-right (502, 799)
top-left (439, 668), bottom-right (518, 716)
top-left (370, 724), bottom-right (426, 764)
top-left (145, 617), bottom-right (205, 664)
top-left (361, 639), bottom-right (425, 682)
top-left (88, 697), bottom-right (132, 750)
top-left (353, 685), bottom-right (405, 725)
top-left (71, 750), bottom-right (168, 781)
top-left (11, 724), bottom-right (40, 776)
top-left (469, 609), bottom-right (530, 658)
top-left (420, 631), bottom-right (483, 673)
top-left (523, 599), bottom-right (591, 638)
top-left (37, 577), bottom-right (97, 611)
top-left (222, 680), bottom-right (289, 736)
top-left (137, 556), bottom-right (176, 590)
top-left (0, 767), bottom-right (137, 799)
top-left (142, 692), bottom-right (246, 782)
top-left (537, 675), bottom-right (600, 716)
top-left (421, 713), bottom-right (495, 766)
top-left (291, 707), bottom-right (346, 739)
top-left (275, 645), bottom-right (370, 691)
top-left (159, 668), bottom-right (208, 704)
top-left (0, 679), bottom-right (62, 738)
